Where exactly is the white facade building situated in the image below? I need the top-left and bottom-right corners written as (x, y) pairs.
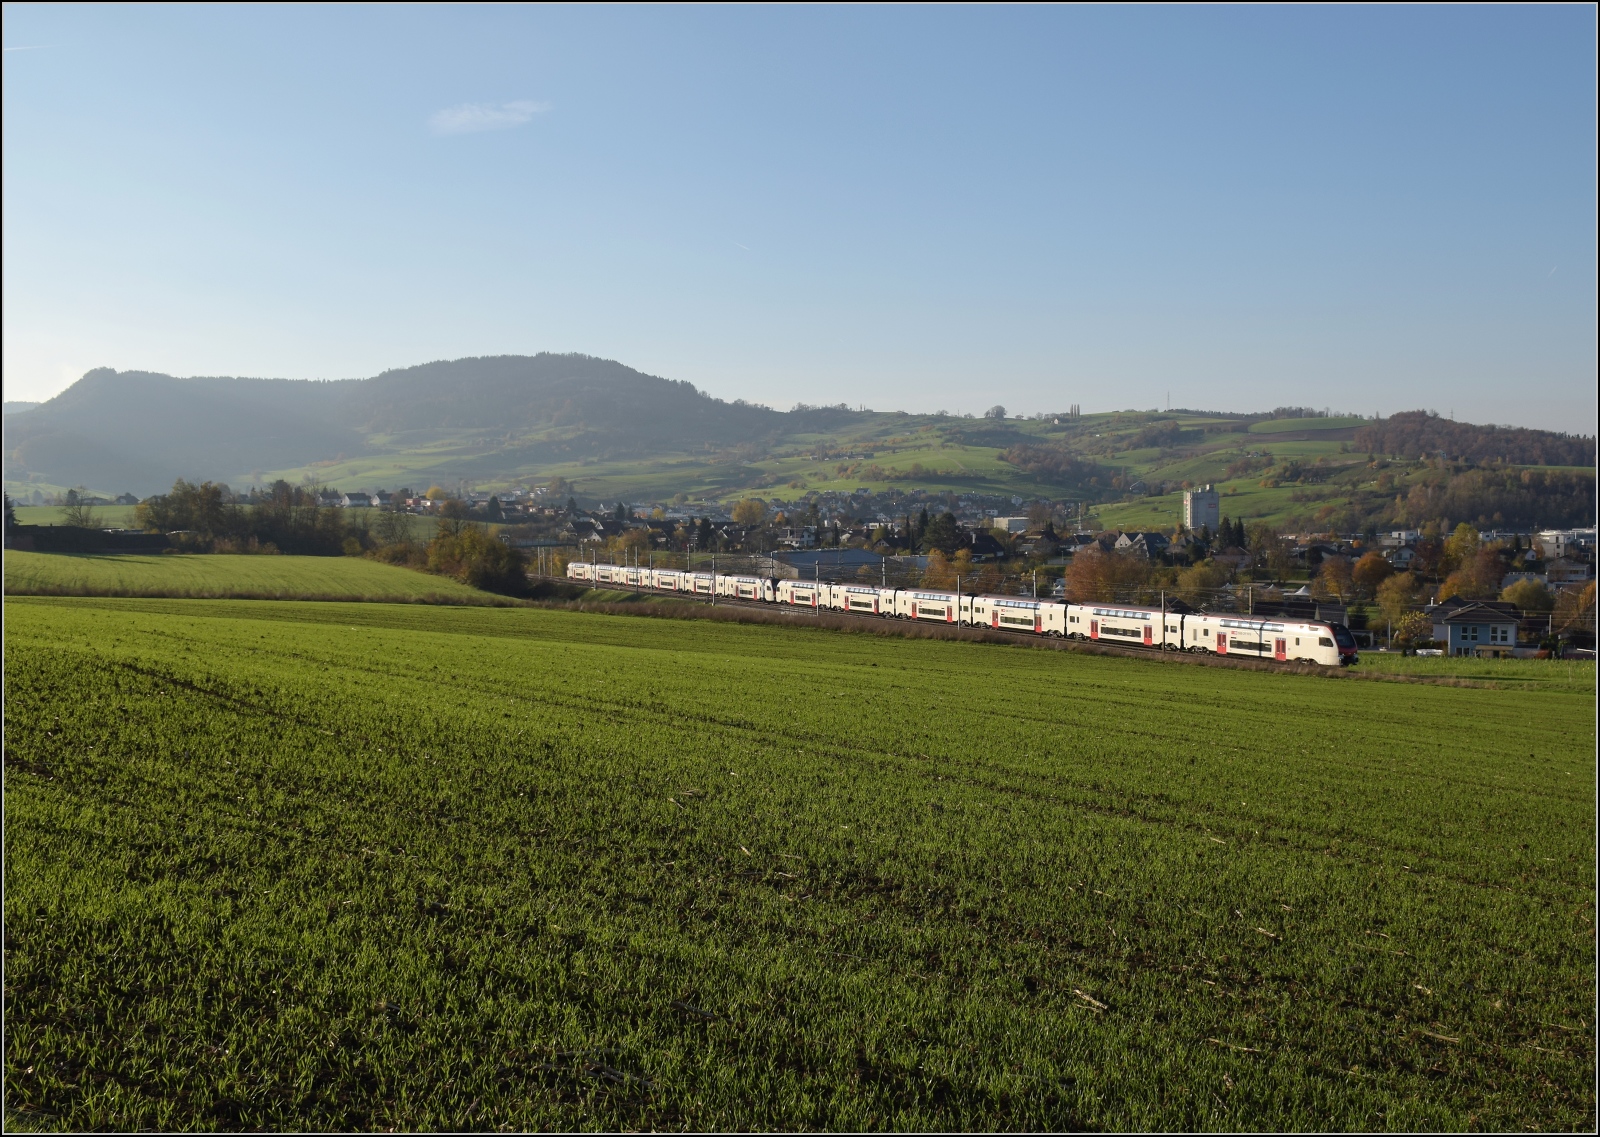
top-left (1183, 485), bottom-right (1220, 531)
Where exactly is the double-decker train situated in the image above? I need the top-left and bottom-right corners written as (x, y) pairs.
top-left (566, 562), bottom-right (1359, 666)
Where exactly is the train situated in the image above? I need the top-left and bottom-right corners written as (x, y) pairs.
top-left (566, 562), bottom-right (1360, 666)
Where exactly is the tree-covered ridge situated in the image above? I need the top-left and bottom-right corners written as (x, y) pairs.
top-left (1354, 411), bottom-right (1595, 467)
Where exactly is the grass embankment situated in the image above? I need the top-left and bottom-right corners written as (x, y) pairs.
top-left (3, 551), bottom-right (512, 605)
top-left (4, 597), bottom-right (1593, 1130)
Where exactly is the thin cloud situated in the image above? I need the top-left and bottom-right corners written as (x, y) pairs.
top-left (428, 100), bottom-right (550, 136)
top-left (4, 45), bottom-right (46, 52)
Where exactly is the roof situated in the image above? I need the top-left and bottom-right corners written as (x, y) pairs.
top-left (1429, 597), bottom-right (1517, 617)
top-left (1438, 603), bottom-right (1519, 624)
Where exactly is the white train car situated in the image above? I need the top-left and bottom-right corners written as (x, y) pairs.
top-left (895, 589), bottom-right (960, 623)
top-left (683, 572), bottom-right (715, 597)
top-left (1188, 615), bottom-right (1356, 665)
top-left (827, 583), bottom-right (889, 615)
top-left (567, 561), bottom-right (596, 582)
top-left (651, 569), bottom-right (688, 592)
top-left (969, 596), bottom-right (1067, 636)
top-left (716, 574), bottom-right (775, 602)
top-left (776, 579), bottom-right (827, 608)
top-left (1066, 603), bottom-right (1160, 647)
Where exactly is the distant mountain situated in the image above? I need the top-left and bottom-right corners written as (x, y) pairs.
top-left (2, 354), bottom-right (838, 496)
top-left (4, 353), bottom-right (1592, 503)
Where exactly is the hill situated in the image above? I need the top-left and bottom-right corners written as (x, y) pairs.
top-left (1, 354), bottom-right (818, 497)
top-left (4, 357), bottom-right (1593, 530)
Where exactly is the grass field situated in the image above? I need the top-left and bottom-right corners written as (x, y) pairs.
top-left (4, 597), bottom-right (1593, 1131)
top-left (12, 505), bottom-right (141, 528)
top-left (3, 551), bottom-right (508, 604)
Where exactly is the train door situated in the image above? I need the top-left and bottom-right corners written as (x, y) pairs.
top-left (1275, 637), bottom-right (1287, 661)
top-left (1143, 624), bottom-right (1152, 645)
top-left (1089, 619), bottom-right (1098, 640)
top-left (1217, 633), bottom-right (1228, 654)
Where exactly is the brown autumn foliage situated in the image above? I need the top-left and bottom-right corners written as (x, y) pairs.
top-left (1063, 547), bottom-right (1153, 604)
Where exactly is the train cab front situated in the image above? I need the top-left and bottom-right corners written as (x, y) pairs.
top-left (1329, 623), bottom-right (1359, 666)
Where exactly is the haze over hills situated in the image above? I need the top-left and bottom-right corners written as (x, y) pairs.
top-left (3, 354), bottom-right (1594, 534)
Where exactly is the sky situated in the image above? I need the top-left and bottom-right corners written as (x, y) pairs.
top-left (3, 5), bottom-right (1595, 432)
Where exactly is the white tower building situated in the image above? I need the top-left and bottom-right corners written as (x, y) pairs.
top-left (1184, 484), bottom-right (1220, 532)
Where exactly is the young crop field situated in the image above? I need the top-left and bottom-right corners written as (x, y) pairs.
top-left (2, 551), bottom-right (508, 604)
top-left (4, 597), bottom-right (1593, 1131)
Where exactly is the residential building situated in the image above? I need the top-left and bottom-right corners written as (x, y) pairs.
top-left (1432, 602), bottom-right (1520, 657)
top-left (1546, 557), bottom-right (1594, 585)
top-left (1535, 529), bottom-right (1597, 559)
top-left (1183, 485), bottom-right (1220, 531)
top-left (1114, 531), bottom-right (1170, 559)
top-left (339, 492), bottom-right (374, 508)
top-left (991, 516), bottom-right (1030, 534)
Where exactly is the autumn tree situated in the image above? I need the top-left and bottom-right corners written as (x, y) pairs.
top-left (427, 522), bottom-right (528, 595)
top-left (1312, 555), bottom-right (1353, 602)
top-left (1501, 578), bottom-right (1554, 614)
top-left (1442, 523), bottom-right (1481, 574)
top-left (1063, 548), bottom-right (1152, 604)
top-left (1350, 551), bottom-right (1393, 598)
top-left (731, 498), bottom-right (768, 526)
top-left (1438, 547), bottom-right (1505, 601)
top-left (1392, 610), bottom-right (1435, 651)
top-left (1376, 572), bottom-right (1418, 630)
top-left (1175, 561), bottom-right (1230, 606)
top-left (1554, 581), bottom-right (1596, 639)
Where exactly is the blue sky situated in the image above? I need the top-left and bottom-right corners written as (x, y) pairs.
top-left (3, 5), bottom-right (1595, 431)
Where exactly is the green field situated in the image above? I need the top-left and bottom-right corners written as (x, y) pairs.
top-left (1247, 417), bottom-right (1366, 435)
top-left (4, 597), bottom-right (1592, 1130)
top-left (3, 551), bottom-right (507, 604)
top-left (12, 505), bottom-right (141, 528)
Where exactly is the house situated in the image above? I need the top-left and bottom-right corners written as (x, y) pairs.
top-left (1211, 546), bottom-right (1252, 572)
top-left (1535, 529), bottom-right (1597, 560)
top-left (115, 492), bottom-right (140, 506)
top-left (1433, 602), bottom-right (1520, 657)
top-left (991, 517), bottom-right (1030, 534)
top-left (1546, 557), bottom-right (1593, 585)
top-left (1114, 531), bottom-right (1170, 559)
top-left (1384, 545), bottom-right (1417, 569)
top-left (340, 492), bottom-right (374, 508)
top-left (776, 525), bottom-right (818, 549)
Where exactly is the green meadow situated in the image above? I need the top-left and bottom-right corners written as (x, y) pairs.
top-left (4, 595), bottom-right (1592, 1131)
top-left (3, 551), bottom-right (506, 604)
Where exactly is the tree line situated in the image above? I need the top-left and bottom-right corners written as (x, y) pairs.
top-left (131, 479), bottom-right (530, 596)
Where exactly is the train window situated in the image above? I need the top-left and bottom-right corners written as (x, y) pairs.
top-left (1204, 628), bottom-right (1211, 637)
top-left (1319, 637), bottom-right (1333, 647)
top-left (1295, 637), bottom-right (1300, 645)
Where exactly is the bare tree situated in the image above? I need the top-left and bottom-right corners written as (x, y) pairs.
top-left (60, 487), bottom-right (100, 529)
